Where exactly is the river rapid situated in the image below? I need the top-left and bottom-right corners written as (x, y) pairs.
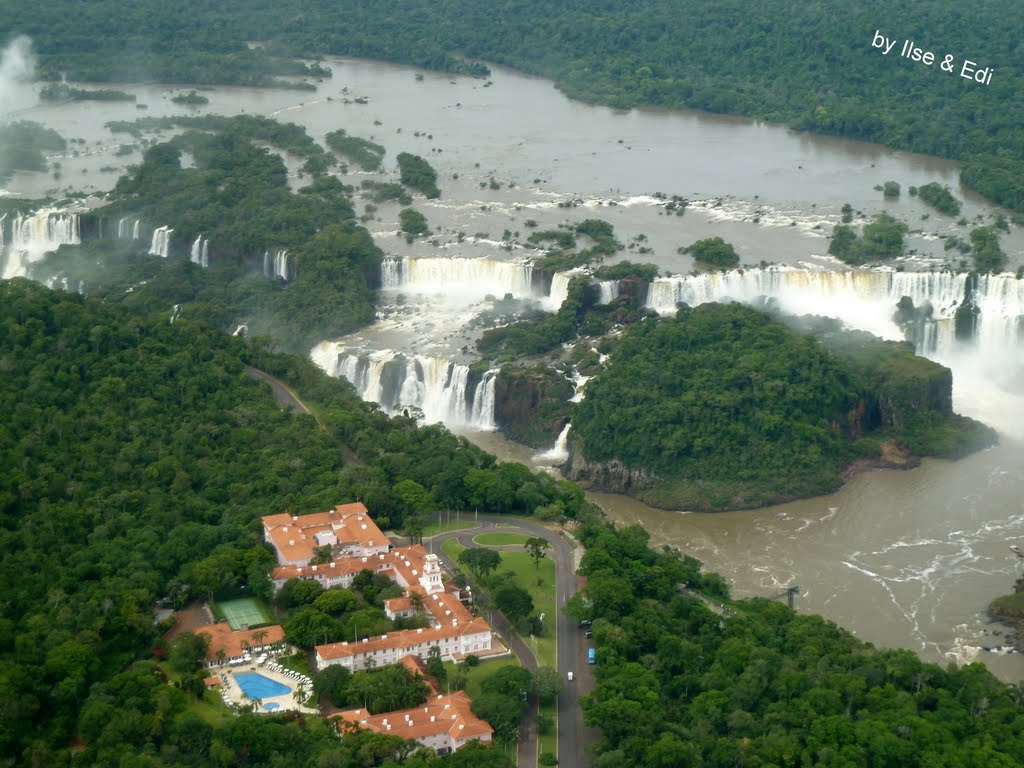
top-left (4, 56), bottom-right (1024, 680)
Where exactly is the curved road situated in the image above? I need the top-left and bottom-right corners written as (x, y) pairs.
top-left (431, 516), bottom-right (595, 768)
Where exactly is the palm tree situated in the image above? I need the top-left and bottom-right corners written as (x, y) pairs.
top-left (252, 629), bottom-right (268, 649)
top-left (409, 591), bottom-right (426, 617)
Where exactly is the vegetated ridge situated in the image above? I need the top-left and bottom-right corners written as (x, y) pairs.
top-left (569, 303), bottom-right (995, 510)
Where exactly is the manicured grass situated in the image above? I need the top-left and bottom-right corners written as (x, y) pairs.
top-left (445, 656), bottom-right (522, 700)
top-left (473, 531), bottom-right (531, 546)
top-left (278, 652), bottom-right (313, 677)
top-left (442, 540), bottom-right (557, 668)
top-left (538, 701), bottom-right (557, 756)
top-left (422, 516), bottom-right (478, 538)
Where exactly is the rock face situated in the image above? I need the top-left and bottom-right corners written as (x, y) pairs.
top-left (870, 362), bottom-right (953, 430)
top-left (618, 275), bottom-right (649, 303)
top-left (493, 365), bottom-right (573, 448)
top-left (566, 450), bottom-right (652, 493)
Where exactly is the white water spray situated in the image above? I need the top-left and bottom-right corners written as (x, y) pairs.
top-left (0, 209), bottom-right (80, 279)
top-left (149, 226), bottom-right (173, 258)
top-left (263, 249), bottom-right (289, 280)
top-left (0, 36), bottom-right (36, 117)
top-left (382, 255), bottom-right (535, 301)
top-left (190, 235), bottom-right (209, 268)
top-left (311, 342), bottom-right (498, 429)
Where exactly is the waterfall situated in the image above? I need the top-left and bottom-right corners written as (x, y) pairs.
top-left (380, 255), bottom-right (535, 299)
top-left (0, 209), bottom-right (81, 279)
top-left (190, 235), bottom-right (209, 268)
top-left (645, 266), bottom-right (1024, 385)
top-left (149, 226), bottom-right (173, 258)
top-left (381, 256), bottom-right (403, 288)
top-left (311, 342), bottom-right (498, 429)
top-left (470, 369), bottom-right (499, 430)
top-left (118, 217), bottom-right (141, 240)
top-left (536, 423), bottom-right (572, 464)
top-left (263, 249), bottom-right (289, 280)
top-left (597, 280), bottom-right (620, 304)
top-left (544, 270), bottom-right (583, 311)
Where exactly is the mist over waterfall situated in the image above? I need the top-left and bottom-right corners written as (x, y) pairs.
top-left (381, 255), bottom-right (535, 300)
top-left (311, 342), bottom-right (498, 429)
top-left (535, 423), bottom-right (571, 464)
top-left (0, 210), bottom-right (80, 279)
top-left (0, 36), bottom-right (36, 117)
top-left (190, 235), bottom-right (209, 268)
top-left (263, 249), bottom-right (289, 280)
top-left (646, 267), bottom-right (1024, 423)
top-left (149, 226), bottom-right (173, 258)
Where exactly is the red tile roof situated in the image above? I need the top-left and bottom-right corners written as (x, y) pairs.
top-left (335, 690), bottom-right (493, 744)
top-left (198, 622), bottom-right (285, 662)
top-left (262, 503), bottom-right (386, 565)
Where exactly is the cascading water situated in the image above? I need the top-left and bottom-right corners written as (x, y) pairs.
top-left (544, 269), bottom-right (586, 311)
top-left (263, 249), bottom-right (289, 280)
top-left (535, 423), bottom-right (572, 464)
top-left (117, 217), bottom-right (140, 240)
top-left (149, 226), bottom-right (173, 258)
top-left (0, 209), bottom-right (81, 279)
top-left (470, 369), bottom-right (499, 430)
top-left (311, 342), bottom-right (498, 429)
top-left (645, 266), bottom-right (1021, 353)
top-left (597, 280), bottom-right (620, 304)
top-left (645, 266), bottom-right (1024, 415)
top-left (381, 255), bottom-right (535, 299)
top-left (190, 235), bottom-right (209, 268)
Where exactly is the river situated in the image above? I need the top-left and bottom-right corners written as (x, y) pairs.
top-left (3, 55), bottom-right (1023, 680)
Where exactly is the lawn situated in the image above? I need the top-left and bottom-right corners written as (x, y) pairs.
top-left (422, 515), bottom-right (478, 538)
top-left (442, 540), bottom-right (557, 669)
top-left (473, 531), bottom-right (531, 546)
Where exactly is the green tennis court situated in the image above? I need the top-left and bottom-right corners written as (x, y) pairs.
top-left (216, 598), bottom-right (272, 630)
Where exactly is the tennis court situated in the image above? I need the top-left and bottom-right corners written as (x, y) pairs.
top-left (216, 597), bottom-right (272, 630)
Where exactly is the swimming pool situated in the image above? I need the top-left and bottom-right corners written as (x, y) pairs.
top-left (263, 702), bottom-right (280, 711)
top-left (234, 672), bottom-right (291, 699)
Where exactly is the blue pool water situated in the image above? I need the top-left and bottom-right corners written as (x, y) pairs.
top-left (263, 702), bottom-right (280, 711)
top-left (235, 672), bottom-right (291, 699)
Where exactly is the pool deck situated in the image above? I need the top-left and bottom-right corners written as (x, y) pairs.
top-left (216, 662), bottom-right (319, 715)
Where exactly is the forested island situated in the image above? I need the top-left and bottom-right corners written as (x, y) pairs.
top-left (7, 0), bottom-right (1024, 211)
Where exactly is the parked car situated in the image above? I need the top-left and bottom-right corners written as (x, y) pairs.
top-left (567, 671), bottom-right (574, 681)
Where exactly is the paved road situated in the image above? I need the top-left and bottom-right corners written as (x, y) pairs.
top-left (245, 366), bottom-right (312, 415)
top-left (246, 366), bottom-right (360, 464)
top-left (431, 516), bottom-right (594, 768)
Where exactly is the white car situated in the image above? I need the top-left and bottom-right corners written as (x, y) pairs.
top-left (567, 671), bottom-right (574, 681)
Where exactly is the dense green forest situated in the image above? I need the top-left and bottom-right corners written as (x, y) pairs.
top-left (30, 116), bottom-right (380, 352)
top-left (0, 279), bottom-right (582, 765)
top-left (570, 303), bottom-right (994, 510)
top-left (571, 520), bottom-right (1024, 767)
top-left (7, 0), bottom-right (1024, 209)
